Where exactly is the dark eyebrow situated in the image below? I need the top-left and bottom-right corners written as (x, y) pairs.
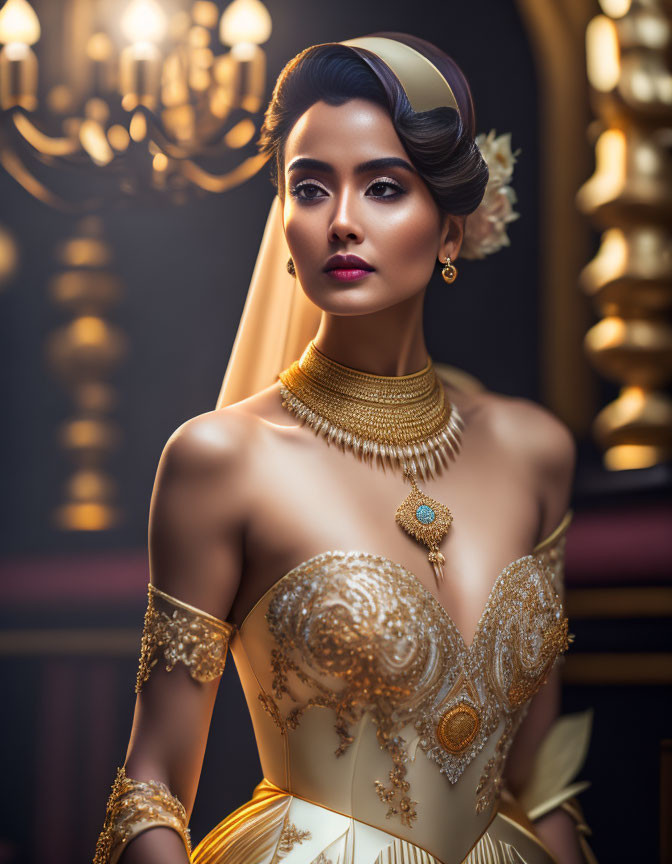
top-left (287, 156), bottom-right (416, 175)
top-left (355, 157), bottom-right (416, 174)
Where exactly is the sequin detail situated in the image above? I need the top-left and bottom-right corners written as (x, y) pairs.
top-left (262, 549), bottom-right (568, 824)
top-left (136, 585), bottom-right (235, 693)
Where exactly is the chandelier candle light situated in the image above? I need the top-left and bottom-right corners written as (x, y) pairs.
top-left (0, 0), bottom-right (274, 203)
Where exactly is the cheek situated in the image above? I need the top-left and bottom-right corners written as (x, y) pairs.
top-left (283, 203), bottom-right (319, 263)
top-left (379, 203), bottom-right (440, 282)
top-left (389, 212), bottom-right (438, 259)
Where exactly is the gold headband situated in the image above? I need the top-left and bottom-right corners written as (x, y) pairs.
top-left (341, 36), bottom-right (460, 115)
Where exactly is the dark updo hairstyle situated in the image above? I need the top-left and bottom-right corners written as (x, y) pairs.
top-left (259, 33), bottom-right (489, 216)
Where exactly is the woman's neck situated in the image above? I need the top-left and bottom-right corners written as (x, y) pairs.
top-left (313, 293), bottom-right (429, 377)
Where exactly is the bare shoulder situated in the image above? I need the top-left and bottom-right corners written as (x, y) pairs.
top-left (459, 389), bottom-right (575, 475)
top-left (149, 406), bottom-right (267, 617)
top-left (161, 403), bottom-right (260, 473)
top-left (454, 388), bottom-right (576, 536)
top-left (157, 381), bottom-right (287, 499)
top-left (152, 405), bottom-right (266, 551)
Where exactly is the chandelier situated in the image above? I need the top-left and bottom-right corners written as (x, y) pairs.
top-left (0, 0), bottom-right (273, 208)
top-left (0, 0), bottom-right (274, 532)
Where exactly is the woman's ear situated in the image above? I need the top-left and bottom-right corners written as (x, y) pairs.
top-left (438, 214), bottom-right (465, 262)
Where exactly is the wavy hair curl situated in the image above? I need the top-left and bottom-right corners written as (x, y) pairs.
top-left (259, 33), bottom-right (489, 216)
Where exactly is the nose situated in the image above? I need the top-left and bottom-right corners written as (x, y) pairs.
top-left (328, 187), bottom-right (363, 245)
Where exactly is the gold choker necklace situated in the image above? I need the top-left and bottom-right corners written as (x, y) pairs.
top-left (279, 341), bottom-right (462, 584)
top-left (279, 341), bottom-right (463, 480)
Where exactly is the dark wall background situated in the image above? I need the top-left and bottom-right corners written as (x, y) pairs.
top-left (0, 0), bottom-right (539, 557)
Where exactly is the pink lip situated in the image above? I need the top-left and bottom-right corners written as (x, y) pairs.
top-left (326, 268), bottom-right (373, 282)
top-left (324, 254), bottom-right (374, 282)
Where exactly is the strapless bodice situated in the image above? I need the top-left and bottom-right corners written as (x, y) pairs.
top-left (228, 522), bottom-right (570, 864)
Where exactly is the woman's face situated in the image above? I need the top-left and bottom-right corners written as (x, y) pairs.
top-left (282, 98), bottom-right (459, 316)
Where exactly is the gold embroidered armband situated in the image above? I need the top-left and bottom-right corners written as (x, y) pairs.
top-left (135, 584), bottom-right (235, 693)
top-left (93, 767), bottom-right (191, 864)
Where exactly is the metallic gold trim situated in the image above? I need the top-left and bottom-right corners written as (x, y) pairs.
top-left (148, 584), bottom-right (233, 630)
top-left (341, 37), bottom-right (460, 114)
top-left (532, 511), bottom-right (572, 555)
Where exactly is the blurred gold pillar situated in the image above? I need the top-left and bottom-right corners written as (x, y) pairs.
top-left (46, 216), bottom-right (126, 530)
top-left (515, 0), bottom-right (596, 436)
top-left (577, 0), bottom-right (672, 470)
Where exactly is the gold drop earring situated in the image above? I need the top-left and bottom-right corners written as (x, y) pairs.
top-left (287, 257), bottom-right (296, 277)
top-left (441, 256), bottom-right (458, 284)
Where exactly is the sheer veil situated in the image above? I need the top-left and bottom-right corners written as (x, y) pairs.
top-left (216, 196), bottom-right (321, 409)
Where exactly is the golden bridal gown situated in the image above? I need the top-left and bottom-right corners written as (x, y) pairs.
top-left (182, 513), bottom-right (580, 864)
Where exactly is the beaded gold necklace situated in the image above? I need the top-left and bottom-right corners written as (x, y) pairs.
top-left (278, 341), bottom-right (462, 584)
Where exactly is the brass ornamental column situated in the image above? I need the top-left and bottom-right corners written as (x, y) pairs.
top-left (578, 0), bottom-right (672, 470)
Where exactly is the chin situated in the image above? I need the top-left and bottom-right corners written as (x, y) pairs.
top-left (302, 282), bottom-right (409, 316)
top-left (301, 273), bottom-right (421, 316)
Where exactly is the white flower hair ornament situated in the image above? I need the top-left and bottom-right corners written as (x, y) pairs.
top-left (460, 131), bottom-right (521, 261)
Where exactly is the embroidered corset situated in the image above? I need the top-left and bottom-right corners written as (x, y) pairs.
top-left (229, 517), bottom-right (570, 861)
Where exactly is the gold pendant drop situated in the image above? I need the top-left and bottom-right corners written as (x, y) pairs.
top-left (395, 470), bottom-right (453, 585)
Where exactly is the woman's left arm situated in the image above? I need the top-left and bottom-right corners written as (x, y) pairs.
top-left (505, 402), bottom-right (588, 863)
top-left (506, 673), bottom-right (585, 864)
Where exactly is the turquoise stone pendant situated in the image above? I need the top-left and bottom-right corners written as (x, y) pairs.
top-left (395, 470), bottom-right (453, 585)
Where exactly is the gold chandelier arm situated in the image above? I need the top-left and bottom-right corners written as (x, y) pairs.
top-left (131, 105), bottom-right (259, 161)
top-left (179, 152), bottom-right (269, 193)
top-left (0, 144), bottom-right (74, 210)
top-left (12, 112), bottom-right (79, 156)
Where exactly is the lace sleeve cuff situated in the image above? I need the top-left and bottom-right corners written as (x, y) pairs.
top-left (93, 767), bottom-right (191, 864)
top-left (135, 583), bottom-right (236, 693)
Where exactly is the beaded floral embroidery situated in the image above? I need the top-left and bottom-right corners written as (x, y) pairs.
top-left (261, 548), bottom-right (569, 824)
top-left (136, 584), bottom-right (235, 693)
top-left (93, 767), bottom-right (191, 864)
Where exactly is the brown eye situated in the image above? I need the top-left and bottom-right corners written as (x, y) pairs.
top-left (367, 180), bottom-right (404, 198)
top-left (293, 182), bottom-right (327, 200)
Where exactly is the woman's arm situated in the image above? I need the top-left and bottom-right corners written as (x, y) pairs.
top-left (95, 409), bottom-right (251, 864)
top-left (506, 673), bottom-right (584, 864)
top-left (504, 401), bottom-right (585, 863)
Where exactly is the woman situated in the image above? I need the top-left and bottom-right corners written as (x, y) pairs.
top-left (94, 34), bottom-right (594, 864)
